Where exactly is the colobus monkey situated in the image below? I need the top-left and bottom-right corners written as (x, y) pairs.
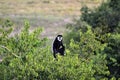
top-left (53, 35), bottom-right (65, 58)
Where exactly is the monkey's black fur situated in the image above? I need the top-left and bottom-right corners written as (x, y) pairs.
top-left (53, 35), bottom-right (65, 58)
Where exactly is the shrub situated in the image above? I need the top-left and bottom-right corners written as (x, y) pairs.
top-left (104, 34), bottom-right (120, 78)
top-left (80, 0), bottom-right (120, 78)
top-left (0, 21), bottom-right (49, 79)
top-left (0, 20), bottom-right (109, 80)
top-left (67, 25), bottom-right (109, 79)
top-left (64, 0), bottom-right (120, 79)
top-left (81, 0), bottom-right (120, 34)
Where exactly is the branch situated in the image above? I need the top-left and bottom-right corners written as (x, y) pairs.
top-left (0, 45), bottom-right (20, 58)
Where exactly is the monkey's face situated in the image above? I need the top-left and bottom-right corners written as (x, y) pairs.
top-left (57, 36), bottom-right (62, 42)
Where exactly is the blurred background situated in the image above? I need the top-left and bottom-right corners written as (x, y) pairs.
top-left (0, 0), bottom-right (104, 39)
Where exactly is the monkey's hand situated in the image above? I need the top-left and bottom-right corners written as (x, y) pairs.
top-left (59, 46), bottom-right (63, 49)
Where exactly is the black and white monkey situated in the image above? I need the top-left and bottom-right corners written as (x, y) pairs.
top-left (52, 35), bottom-right (65, 58)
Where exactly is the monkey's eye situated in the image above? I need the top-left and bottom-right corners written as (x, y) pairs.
top-left (57, 37), bottom-right (62, 41)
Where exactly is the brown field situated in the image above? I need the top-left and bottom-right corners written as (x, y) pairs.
top-left (0, 0), bottom-right (103, 39)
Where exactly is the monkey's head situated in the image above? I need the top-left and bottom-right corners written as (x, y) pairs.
top-left (56, 35), bottom-right (63, 42)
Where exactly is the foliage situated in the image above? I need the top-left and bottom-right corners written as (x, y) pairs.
top-left (104, 34), bottom-right (120, 78)
top-left (64, 0), bottom-right (120, 79)
top-left (0, 18), bottom-right (13, 28)
top-left (67, 25), bottom-right (109, 79)
top-left (0, 0), bottom-right (120, 79)
top-left (80, 0), bottom-right (120, 78)
top-left (0, 20), bottom-right (109, 80)
top-left (65, 20), bottom-right (88, 45)
top-left (81, 0), bottom-right (120, 34)
top-left (0, 21), bottom-right (49, 79)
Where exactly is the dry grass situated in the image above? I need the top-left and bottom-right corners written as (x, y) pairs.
top-left (0, 0), bottom-right (102, 16)
top-left (0, 0), bottom-right (103, 39)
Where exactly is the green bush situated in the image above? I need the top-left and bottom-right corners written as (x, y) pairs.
top-left (81, 0), bottom-right (120, 34)
top-left (0, 18), bottom-right (13, 28)
top-left (0, 21), bottom-right (49, 79)
top-left (64, 0), bottom-right (120, 79)
top-left (67, 25), bottom-right (109, 79)
top-left (65, 20), bottom-right (88, 46)
top-left (104, 34), bottom-right (120, 78)
top-left (0, 20), bottom-right (110, 80)
top-left (80, 0), bottom-right (120, 78)
top-left (1, 1), bottom-right (119, 78)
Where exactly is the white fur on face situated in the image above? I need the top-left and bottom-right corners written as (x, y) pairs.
top-left (57, 36), bottom-right (62, 41)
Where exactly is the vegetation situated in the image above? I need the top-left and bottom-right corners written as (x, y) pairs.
top-left (0, 0), bottom-right (120, 79)
top-left (65, 0), bottom-right (120, 79)
top-left (0, 21), bottom-right (109, 80)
